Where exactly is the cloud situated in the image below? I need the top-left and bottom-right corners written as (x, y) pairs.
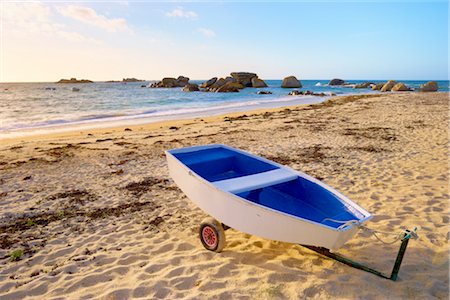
top-left (198, 28), bottom-right (216, 38)
top-left (57, 5), bottom-right (131, 33)
top-left (3, 2), bottom-right (100, 44)
top-left (166, 7), bottom-right (198, 19)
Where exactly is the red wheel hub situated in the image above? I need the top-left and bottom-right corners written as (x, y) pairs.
top-left (202, 226), bottom-right (217, 247)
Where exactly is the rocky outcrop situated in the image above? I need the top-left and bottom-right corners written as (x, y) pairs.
top-left (391, 83), bottom-right (411, 92)
top-left (380, 80), bottom-right (397, 92)
top-left (182, 83), bottom-right (199, 92)
top-left (230, 72), bottom-right (257, 87)
top-left (200, 77), bottom-right (217, 88)
top-left (176, 76), bottom-right (189, 87)
top-left (199, 72), bottom-right (264, 92)
top-left (328, 78), bottom-right (345, 86)
top-left (371, 83), bottom-right (384, 90)
top-left (106, 78), bottom-right (144, 83)
top-left (57, 78), bottom-right (93, 84)
top-left (149, 76), bottom-right (190, 88)
top-left (281, 76), bottom-right (301, 88)
top-left (215, 82), bottom-right (243, 93)
top-left (288, 90), bottom-right (327, 96)
top-left (354, 82), bottom-right (374, 89)
top-left (251, 77), bottom-right (268, 88)
top-left (224, 76), bottom-right (237, 84)
top-left (205, 78), bottom-right (226, 91)
top-left (123, 78), bottom-right (144, 82)
top-left (420, 81), bottom-right (438, 92)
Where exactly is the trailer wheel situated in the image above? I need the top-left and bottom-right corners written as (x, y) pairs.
top-left (199, 218), bottom-right (226, 252)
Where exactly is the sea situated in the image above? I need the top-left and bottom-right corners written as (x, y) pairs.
top-left (0, 80), bottom-right (448, 138)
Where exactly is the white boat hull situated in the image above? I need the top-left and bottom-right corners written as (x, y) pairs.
top-left (166, 145), bottom-right (370, 250)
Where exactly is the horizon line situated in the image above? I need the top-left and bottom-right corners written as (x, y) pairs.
top-left (1, 78), bottom-right (449, 84)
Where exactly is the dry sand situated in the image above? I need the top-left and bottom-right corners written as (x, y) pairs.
top-left (0, 92), bottom-right (448, 299)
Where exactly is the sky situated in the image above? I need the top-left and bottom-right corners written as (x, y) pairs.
top-left (1, 0), bottom-right (448, 82)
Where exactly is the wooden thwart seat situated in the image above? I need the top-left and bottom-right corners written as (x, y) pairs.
top-left (213, 168), bottom-right (297, 194)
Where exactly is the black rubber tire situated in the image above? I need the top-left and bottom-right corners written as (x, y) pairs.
top-left (199, 217), bottom-right (226, 252)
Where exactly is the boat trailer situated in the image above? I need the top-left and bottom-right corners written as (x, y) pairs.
top-left (201, 218), bottom-right (417, 282)
top-left (300, 229), bottom-right (417, 281)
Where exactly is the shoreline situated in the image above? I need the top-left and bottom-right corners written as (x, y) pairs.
top-left (0, 94), bottom-right (333, 145)
top-left (0, 91), bottom-right (431, 145)
top-left (0, 94), bottom-right (328, 142)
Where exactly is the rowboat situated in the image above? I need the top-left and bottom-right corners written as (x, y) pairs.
top-left (166, 144), bottom-right (372, 251)
top-left (165, 144), bottom-right (418, 281)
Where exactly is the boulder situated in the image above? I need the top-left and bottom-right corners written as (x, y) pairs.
top-left (257, 91), bottom-right (272, 95)
top-left (207, 78), bottom-right (227, 90)
top-left (371, 83), bottom-right (384, 90)
top-left (391, 83), bottom-right (410, 92)
top-left (288, 90), bottom-right (302, 96)
top-left (149, 76), bottom-right (190, 88)
top-left (420, 81), bottom-right (438, 92)
top-left (224, 76), bottom-right (237, 84)
top-left (281, 76), bottom-right (301, 88)
top-left (328, 78), bottom-right (345, 86)
top-left (182, 83), bottom-right (199, 92)
top-left (288, 90), bottom-right (327, 96)
top-left (161, 77), bottom-right (178, 88)
top-left (176, 76), bottom-right (189, 87)
top-left (354, 82), bottom-right (373, 89)
top-left (230, 72), bottom-right (257, 87)
top-left (215, 82), bottom-right (242, 93)
top-left (200, 77), bottom-right (218, 88)
top-left (251, 77), bottom-right (268, 88)
top-left (380, 80), bottom-right (397, 92)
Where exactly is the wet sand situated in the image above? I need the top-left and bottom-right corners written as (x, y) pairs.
top-left (0, 92), bottom-right (448, 299)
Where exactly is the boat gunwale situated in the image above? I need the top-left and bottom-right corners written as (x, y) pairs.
top-left (166, 144), bottom-right (372, 231)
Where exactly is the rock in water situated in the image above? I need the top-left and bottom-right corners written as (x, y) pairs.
top-left (161, 77), bottom-right (178, 88)
top-left (149, 76), bottom-right (190, 88)
top-left (391, 83), bottom-right (411, 92)
top-left (122, 78), bottom-right (144, 82)
top-left (182, 83), bottom-right (200, 92)
top-left (200, 77), bottom-right (217, 88)
top-left (230, 72), bottom-right (257, 87)
top-left (380, 80), bottom-right (397, 92)
top-left (281, 76), bottom-right (301, 88)
top-left (420, 81), bottom-right (438, 92)
top-left (215, 82), bottom-right (242, 92)
top-left (288, 90), bottom-right (302, 95)
top-left (207, 78), bottom-right (226, 91)
top-left (354, 82), bottom-right (374, 89)
top-left (257, 90), bottom-right (272, 94)
top-left (371, 83), bottom-right (384, 90)
top-left (251, 77), bottom-right (268, 88)
top-left (176, 76), bottom-right (189, 87)
top-left (328, 78), bottom-right (345, 86)
top-left (57, 78), bottom-right (93, 84)
top-left (224, 76), bottom-right (237, 84)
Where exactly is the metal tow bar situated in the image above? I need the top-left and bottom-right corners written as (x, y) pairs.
top-left (300, 229), bottom-right (414, 281)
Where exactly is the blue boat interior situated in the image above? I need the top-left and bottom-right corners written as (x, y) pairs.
top-left (171, 146), bottom-right (362, 228)
top-left (236, 178), bottom-right (360, 228)
top-left (172, 147), bottom-right (277, 182)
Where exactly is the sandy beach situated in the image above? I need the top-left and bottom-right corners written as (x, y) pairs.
top-left (0, 92), bottom-right (448, 299)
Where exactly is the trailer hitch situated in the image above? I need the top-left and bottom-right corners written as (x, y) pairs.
top-left (300, 229), bottom-right (415, 281)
